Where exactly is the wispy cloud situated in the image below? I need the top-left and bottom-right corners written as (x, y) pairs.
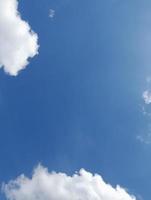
top-left (0, 0), bottom-right (39, 76)
top-left (137, 132), bottom-right (151, 145)
top-left (137, 78), bottom-right (151, 144)
top-left (49, 9), bottom-right (55, 19)
top-left (2, 165), bottom-right (136, 200)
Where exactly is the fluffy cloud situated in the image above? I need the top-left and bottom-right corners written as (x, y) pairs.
top-left (0, 0), bottom-right (39, 76)
top-left (142, 90), bottom-right (151, 104)
top-left (3, 165), bottom-right (136, 200)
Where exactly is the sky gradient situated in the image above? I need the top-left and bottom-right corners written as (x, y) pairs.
top-left (1, 0), bottom-right (151, 199)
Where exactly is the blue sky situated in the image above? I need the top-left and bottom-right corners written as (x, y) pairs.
top-left (1, 0), bottom-right (151, 199)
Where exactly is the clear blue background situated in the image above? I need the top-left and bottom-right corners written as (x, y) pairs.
top-left (0, 0), bottom-right (151, 199)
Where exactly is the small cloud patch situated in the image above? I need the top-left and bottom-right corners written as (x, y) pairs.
top-left (142, 90), bottom-right (151, 105)
top-left (49, 9), bottom-right (55, 19)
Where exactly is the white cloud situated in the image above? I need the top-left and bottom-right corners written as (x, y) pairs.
top-left (142, 90), bottom-right (151, 104)
top-left (49, 9), bottom-right (55, 18)
top-left (0, 0), bottom-right (39, 76)
top-left (3, 165), bottom-right (136, 200)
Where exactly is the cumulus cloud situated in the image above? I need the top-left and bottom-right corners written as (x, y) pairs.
top-left (142, 90), bottom-right (151, 104)
top-left (2, 165), bottom-right (136, 200)
top-left (0, 0), bottom-right (39, 76)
